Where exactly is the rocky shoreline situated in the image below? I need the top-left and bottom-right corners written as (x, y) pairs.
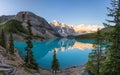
top-left (0, 45), bottom-right (89, 75)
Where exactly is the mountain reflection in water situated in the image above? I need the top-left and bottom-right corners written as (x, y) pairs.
top-left (14, 38), bottom-right (94, 69)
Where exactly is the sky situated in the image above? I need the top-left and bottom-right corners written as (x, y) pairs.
top-left (0, 0), bottom-right (111, 25)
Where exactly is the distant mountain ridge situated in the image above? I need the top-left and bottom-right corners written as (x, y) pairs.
top-left (50, 20), bottom-right (104, 36)
top-left (0, 15), bottom-right (15, 23)
top-left (50, 20), bottom-right (76, 37)
top-left (72, 24), bottom-right (103, 33)
top-left (0, 11), bottom-right (103, 39)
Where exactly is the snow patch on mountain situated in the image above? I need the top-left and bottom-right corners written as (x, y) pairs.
top-left (50, 20), bottom-right (104, 37)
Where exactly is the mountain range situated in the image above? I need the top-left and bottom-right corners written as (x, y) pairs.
top-left (0, 11), bottom-right (59, 40)
top-left (50, 20), bottom-right (104, 36)
top-left (0, 11), bottom-right (103, 40)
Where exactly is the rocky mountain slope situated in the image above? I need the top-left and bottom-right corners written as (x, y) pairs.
top-left (50, 20), bottom-right (103, 37)
top-left (0, 15), bottom-right (14, 23)
top-left (0, 11), bottom-right (59, 40)
top-left (15, 12), bottom-right (59, 38)
top-left (0, 11), bottom-right (103, 39)
top-left (50, 20), bottom-right (76, 37)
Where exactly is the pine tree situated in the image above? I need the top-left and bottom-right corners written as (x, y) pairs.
top-left (86, 29), bottom-right (103, 75)
top-left (25, 20), bottom-right (38, 70)
top-left (51, 50), bottom-right (60, 74)
top-left (9, 32), bottom-right (14, 54)
top-left (0, 29), bottom-right (6, 48)
top-left (101, 0), bottom-right (120, 75)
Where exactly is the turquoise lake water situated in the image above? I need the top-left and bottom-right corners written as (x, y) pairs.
top-left (14, 38), bottom-right (94, 70)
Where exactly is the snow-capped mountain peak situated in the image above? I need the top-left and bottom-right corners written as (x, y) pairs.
top-left (51, 20), bottom-right (60, 26)
top-left (50, 20), bottom-right (104, 37)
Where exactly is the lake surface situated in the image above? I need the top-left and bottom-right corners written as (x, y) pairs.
top-left (14, 38), bottom-right (94, 70)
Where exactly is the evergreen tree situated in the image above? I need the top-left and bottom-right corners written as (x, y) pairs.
top-left (9, 32), bottom-right (14, 54)
top-left (101, 0), bottom-right (120, 75)
top-left (25, 20), bottom-right (38, 70)
top-left (51, 50), bottom-right (60, 74)
top-left (0, 29), bottom-right (6, 48)
top-left (86, 29), bottom-right (103, 75)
